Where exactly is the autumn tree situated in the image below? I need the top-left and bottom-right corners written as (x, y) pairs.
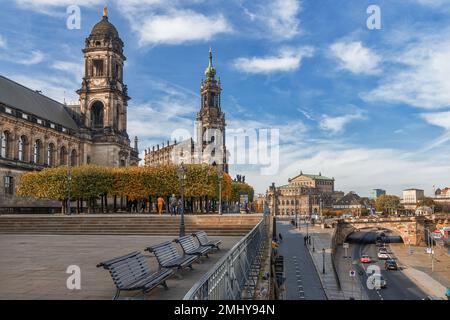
top-left (375, 195), bottom-right (401, 213)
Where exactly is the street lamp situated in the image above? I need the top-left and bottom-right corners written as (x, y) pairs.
top-left (67, 167), bottom-right (72, 215)
top-left (177, 162), bottom-right (187, 237)
top-left (322, 248), bottom-right (326, 274)
top-left (217, 165), bottom-right (223, 215)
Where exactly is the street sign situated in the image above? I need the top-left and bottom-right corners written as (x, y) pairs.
top-left (349, 270), bottom-right (356, 277)
top-left (343, 243), bottom-right (349, 249)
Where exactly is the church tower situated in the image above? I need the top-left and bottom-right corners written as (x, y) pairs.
top-left (196, 49), bottom-right (227, 172)
top-left (77, 6), bottom-right (138, 166)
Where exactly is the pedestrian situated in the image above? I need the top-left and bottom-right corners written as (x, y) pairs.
top-left (304, 236), bottom-right (307, 245)
top-left (140, 200), bottom-right (146, 213)
top-left (169, 194), bottom-right (177, 216)
top-left (157, 196), bottom-right (165, 215)
top-left (177, 198), bottom-right (183, 215)
top-left (278, 233), bottom-right (283, 242)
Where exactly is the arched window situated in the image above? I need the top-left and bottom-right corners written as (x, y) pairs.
top-left (70, 149), bottom-right (77, 166)
top-left (47, 143), bottom-right (55, 166)
top-left (60, 146), bottom-right (67, 165)
top-left (17, 135), bottom-right (27, 161)
top-left (91, 101), bottom-right (104, 128)
top-left (33, 140), bottom-right (42, 164)
top-left (0, 131), bottom-right (11, 158)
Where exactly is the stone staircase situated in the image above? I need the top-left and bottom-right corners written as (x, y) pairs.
top-left (0, 214), bottom-right (262, 236)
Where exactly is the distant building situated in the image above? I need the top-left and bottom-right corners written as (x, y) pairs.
top-left (369, 189), bottom-right (386, 200)
top-left (415, 206), bottom-right (433, 216)
top-left (265, 171), bottom-right (343, 216)
top-left (401, 188), bottom-right (425, 210)
top-left (433, 187), bottom-right (450, 212)
top-left (333, 191), bottom-right (370, 215)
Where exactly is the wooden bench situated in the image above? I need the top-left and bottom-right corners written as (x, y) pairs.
top-left (145, 241), bottom-right (198, 273)
top-left (192, 231), bottom-right (222, 251)
top-left (174, 235), bottom-right (213, 258)
top-left (97, 251), bottom-right (174, 300)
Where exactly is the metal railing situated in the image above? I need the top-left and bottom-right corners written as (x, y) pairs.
top-left (183, 216), bottom-right (268, 300)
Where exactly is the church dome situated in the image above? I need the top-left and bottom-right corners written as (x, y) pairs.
top-left (91, 16), bottom-right (119, 38)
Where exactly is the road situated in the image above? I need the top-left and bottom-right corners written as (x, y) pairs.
top-left (347, 229), bottom-right (426, 300)
top-left (276, 221), bottom-right (327, 300)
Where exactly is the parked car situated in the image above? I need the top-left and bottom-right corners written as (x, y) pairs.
top-left (385, 259), bottom-right (398, 270)
top-left (360, 255), bottom-right (371, 263)
top-left (378, 252), bottom-right (389, 259)
top-left (378, 247), bottom-right (388, 254)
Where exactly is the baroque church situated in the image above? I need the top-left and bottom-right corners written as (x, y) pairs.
top-left (144, 48), bottom-right (228, 173)
top-left (0, 7), bottom-right (139, 210)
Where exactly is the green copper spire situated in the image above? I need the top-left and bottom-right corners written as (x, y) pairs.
top-left (205, 47), bottom-right (216, 79)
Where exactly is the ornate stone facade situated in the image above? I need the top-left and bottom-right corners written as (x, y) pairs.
top-left (266, 172), bottom-right (343, 216)
top-left (144, 49), bottom-right (228, 173)
top-left (0, 7), bottom-right (139, 210)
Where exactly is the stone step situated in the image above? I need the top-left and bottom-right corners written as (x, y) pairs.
top-left (0, 214), bottom-right (261, 236)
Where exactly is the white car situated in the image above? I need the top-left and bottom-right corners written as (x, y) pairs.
top-left (377, 252), bottom-right (389, 260)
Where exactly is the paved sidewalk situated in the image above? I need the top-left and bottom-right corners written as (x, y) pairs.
top-left (305, 226), bottom-right (346, 300)
top-left (276, 221), bottom-right (326, 300)
top-left (0, 234), bottom-right (240, 299)
top-left (390, 243), bottom-right (450, 299)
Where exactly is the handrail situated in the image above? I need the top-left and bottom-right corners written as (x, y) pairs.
top-left (183, 216), bottom-right (268, 300)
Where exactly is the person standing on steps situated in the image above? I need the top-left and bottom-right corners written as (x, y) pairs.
top-left (169, 194), bottom-right (177, 216)
top-left (157, 196), bottom-right (165, 215)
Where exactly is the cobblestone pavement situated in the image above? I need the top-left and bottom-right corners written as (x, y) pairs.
top-left (0, 234), bottom-right (240, 300)
top-left (276, 221), bottom-right (326, 300)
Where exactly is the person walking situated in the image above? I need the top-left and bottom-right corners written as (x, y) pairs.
top-left (169, 194), bottom-right (177, 216)
top-left (177, 198), bottom-right (183, 215)
top-left (278, 233), bottom-right (283, 242)
top-left (157, 196), bottom-right (165, 215)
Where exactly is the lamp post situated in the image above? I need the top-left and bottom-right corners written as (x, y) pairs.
top-left (67, 167), bottom-right (72, 215)
top-left (217, 165), bottom-right (223, 215)
top-left (177, 162), bottom-right (187, 237)
top-left (322, 248), bottom-right (326, 274)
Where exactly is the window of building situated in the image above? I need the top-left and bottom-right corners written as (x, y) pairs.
top-left (91, 101), bottom-right (104, 128)
top-left (17, 135), bottom-right (27, 161)
top-left (70, 149), bottom-right (77, 166)
top-left (93, 59), bottom-right (104, 77)
top-left (4, 176), bottom-right (13, 195)
top-left (0, 131), bottom-right (11, 158)
top-left (60, 146), bottom-right (67, 165)
top-left (47, 143), bottom-right (55, 166)
top-left (33, 140), bottom-right (42, 164)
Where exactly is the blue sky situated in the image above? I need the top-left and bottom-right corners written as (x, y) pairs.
top-left (1, 0), bottom-right (450, 196)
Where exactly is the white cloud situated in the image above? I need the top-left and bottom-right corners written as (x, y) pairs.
top-left (261, 0), bottom-right (301, 39)
top-left (133, 10), bottom-right (232, 46)
top-left (330, 41), bottom-right (381, 75)
top-left (244, 138), bottom-right (450, 196)
top-left (233, 47), bottom-right (313, 74)
top-left (364, 34), bottom-right (450, 109)
top-left (422, 111), bottom-right (450, 130)
top-left (319, 110), bottom-right (366, 134)
top-left (242, 0), bottom-right (301, 40)
top-left (0, 35), bottom-right (6, 49)
top-left (52, 61), bottom-right (84, 81)
top-left (0, 50), bottom-right (45, 65)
